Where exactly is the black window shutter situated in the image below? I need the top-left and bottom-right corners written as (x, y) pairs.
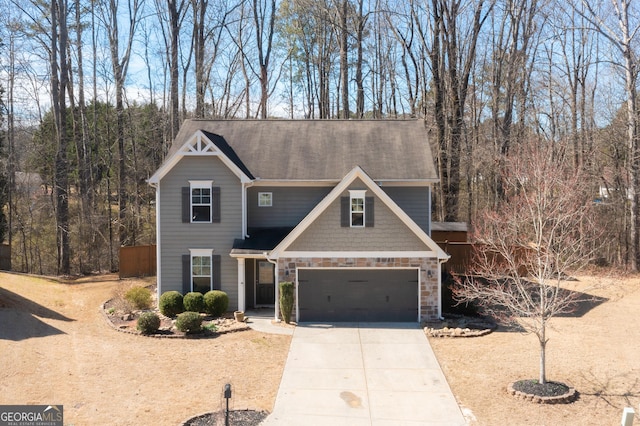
top-left (212, 255), bottom-right (222, 290)
top-left (182, 187), bottom-right (190, 223)
top-left (340, 196), bottom-right (349, 227)
top-left (182, 254), bottom-right (191, 294)
top-left (212, 186), bottom-right (221, 223)
top-left (365, 197), bottom-right (374, 227)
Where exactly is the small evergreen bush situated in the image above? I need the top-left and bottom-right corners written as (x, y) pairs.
top-left (137, 312), bottom-right (160, 334)
top-left (159, 291), bottom-right (184, 317)
top-left (175, 311), bottom-right (203, 333)
top-left (125, 286), bottom-right (153, 310)
top-left (279, 281), bottom-right (294, 324)
top-left (203, 290), bottom-right (229, 317)
top-left (183, 292), bottom-right (205, 313)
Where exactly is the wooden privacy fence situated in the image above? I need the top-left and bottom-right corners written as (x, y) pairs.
top-left (437, 242), bottom-right (534, 276)
top-left (119, 245), bottom-right (156, 278)
top-left (437, 242), bottom-right (473, 275)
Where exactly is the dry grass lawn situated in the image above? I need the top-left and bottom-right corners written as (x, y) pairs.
top-left (0, 273), bottom-right (291, 426)
top-left (430, 273), bottom-right (640, 425)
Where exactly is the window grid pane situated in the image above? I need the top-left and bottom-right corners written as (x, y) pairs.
top-left (191, 187), bottom-right (212, 222)
top-left (192, 256), bottom-right (211, 277)
top-left (351, 197), bottom-right (365, 227)
top-left (258, 192), bottom-right (272, 207)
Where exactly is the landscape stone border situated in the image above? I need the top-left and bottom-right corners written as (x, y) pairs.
top-left (507, 382), bottom-right (578, 404)
top-left (423, 314), bottom-right (497, 338)
top-left (100, 300), bottom-right (250, 339)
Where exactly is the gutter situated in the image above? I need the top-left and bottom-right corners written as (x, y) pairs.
top-left (148, 181), bottom-right (161, 304)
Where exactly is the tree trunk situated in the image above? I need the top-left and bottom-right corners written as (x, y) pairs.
top-left (193, 0), bottom-right (207, 118)
top-left (339, 0), bottom-right (349, 118)
top-left (168, 0), bottom-right (182, 138)
top-left (539, 319), bottom-right (546, 384)
top-left (51, 0), bottom-right (71, 275)
top-left (355, 0), bottom-right (365, 118)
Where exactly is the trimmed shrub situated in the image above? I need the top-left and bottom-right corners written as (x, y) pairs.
top-left (175, 311), bottom-right (203, 333)
top-left (125, 286), bottom-right (153, 310)
top-left (279, 281), bottom-right (294, 324)
top-left (137, 312), bottom-right (161, 334)
top-left (159, 291), bottom-right (184, 317)
top-left (203, 290), bottom-right (229, 317)
top-left (183, 292), bottom-right (205, 313)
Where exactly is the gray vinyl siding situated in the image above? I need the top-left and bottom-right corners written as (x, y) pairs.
top-left (158, 156), bottom-right (242, 308)
top-left (247, 186), bottom-right (332, 228)
top-left (287, 180), bottom-right (428, 252)
top-left (383, 186), bottom-right (431, 234)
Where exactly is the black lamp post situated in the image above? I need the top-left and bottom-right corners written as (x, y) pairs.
top-left (224, 384), bottom-right (232, 426)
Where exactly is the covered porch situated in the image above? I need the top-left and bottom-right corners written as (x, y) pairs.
top-left (231, 227), bottom-right (292, 319)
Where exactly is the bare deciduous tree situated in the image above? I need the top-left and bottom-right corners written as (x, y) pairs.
top-left (421, 0), bottom-right (494, 221)
top-left (97, 0), bottom-right (143, 247)
top-left (575, 0), bottom-right (640, 270)
top-left (454, 140), bottom-right (601, 385)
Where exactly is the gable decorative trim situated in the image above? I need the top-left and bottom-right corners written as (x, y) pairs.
top-left (148, 130), bottom-right (252, 184)
top-left (180, 132), bottom-right (219, 155)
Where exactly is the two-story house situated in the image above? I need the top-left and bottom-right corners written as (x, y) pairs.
top-left (148, 119), bottom-right (449, 322)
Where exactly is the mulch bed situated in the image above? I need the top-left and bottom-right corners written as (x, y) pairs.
top-left (513, 380), bottom-right (569, 397)
top-left (181, 409), bottom-right (268, 425)
top-left (508, 380), bottom-right (577, 404)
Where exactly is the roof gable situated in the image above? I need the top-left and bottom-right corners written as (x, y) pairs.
top-left (270, 166), bottom-right (449, 259)
top-left (149, 130), bottom-right (253, 184)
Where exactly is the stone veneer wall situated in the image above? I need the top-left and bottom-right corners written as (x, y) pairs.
top-left (277, 257), bottom-right (440, 321)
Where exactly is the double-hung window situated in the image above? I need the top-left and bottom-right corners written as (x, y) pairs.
top-left (190, 249), bottom-right (212, 294)
top-left (182, 181), bottom-right (220, 223)
top-left (350, 190), bottom-right (366, 227)
top-left (190, 181), bottom-right (212, 222)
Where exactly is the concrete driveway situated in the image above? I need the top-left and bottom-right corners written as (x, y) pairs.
top-left (262, 323), bottom-right (467, 425)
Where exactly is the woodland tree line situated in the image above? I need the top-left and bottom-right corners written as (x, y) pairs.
top-left (0, 0), bottom-right (638, 275)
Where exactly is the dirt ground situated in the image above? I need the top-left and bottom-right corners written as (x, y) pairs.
top-left (429, 273), bottom-right (640, 425)
top-left (1, 272), bottom-right (639, 426)
top-left (0, 273), bottom-right (291, 426)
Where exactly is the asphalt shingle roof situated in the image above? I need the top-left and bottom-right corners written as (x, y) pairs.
top-left (167, 119), bottom-right (437, 181)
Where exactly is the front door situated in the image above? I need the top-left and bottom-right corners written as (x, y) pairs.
top-left (256, 261), bottom-right (275, 305)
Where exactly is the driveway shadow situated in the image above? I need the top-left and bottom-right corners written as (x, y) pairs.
top-left (0, 286), bottom-right (74, 341)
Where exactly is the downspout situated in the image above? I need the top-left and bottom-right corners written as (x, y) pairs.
top-left (438, 257), bottom-right (448, 320)
top-left (237, 181), bottom-right (254, 313)
top-left (242, 181), bottom-right (254, 238)
top-left (264, 254), bottom-right (280, 322)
